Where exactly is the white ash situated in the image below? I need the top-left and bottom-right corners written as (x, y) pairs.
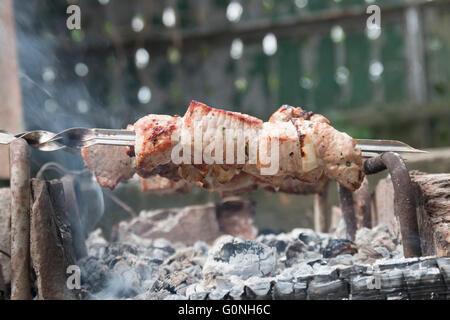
top-left (78, 226), bottom-right (449, 300)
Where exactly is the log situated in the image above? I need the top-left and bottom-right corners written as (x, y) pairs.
top-left (0, 188), bottom-right (11, 287)
top-left (373, 177), bottom-right (401, 240)
top-left (9, 139), bottom-right (31, 300)
top-left (353, 177), bottom-right (372, 229)
top-left (0, 0), bottom-right (23, 179)
top-left (411, 172), bottom-right (450, 257)
top-left (30, 179), bottom-right (77, 299)
top-left (0, 267), bottom-right (5, 300)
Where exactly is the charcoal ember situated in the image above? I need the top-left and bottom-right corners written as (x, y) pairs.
top-left (193, 241), bottom-right (211, 256)
top-left (355, 225), bottom-right (397, 252)
top-left (185, 283), bottom-right (209, 300)
top-left (308, 279), bottom-right (348, 300)
top-left (350, 275), bottom-right (384, 300)
top-left (278, 263), bottom-right (314, 282)
top-left (297, 229), bottom-right (324, 251)
top-left (311, 265), bottom-right (339, 282)
top-left (403, 264), bottom-right (447, 299)
top-left (379, 269), bottom-right (408, 299)
top-left (337, 265), bottom-right (368, 279)
top-left (373, 247), bottom-right (391, 259)
top-left (208, 288), bottom-right (230, 300)
top-left (328, 254), bottom-right (355, 266)
top-left (376, 257), bottom-right (420, 271)
top-left (305, 256), bottom-right (326, 268)
top-left (323, 239), bottom-right (358, 258)
top-left (78, 256), bottom-right (111, 294)
top-left (272, 281), bottom-right (294, 300)
top-left (285, 240), bottom-right (306, 266)
top-left (262, 239), bottom-right (288, 254)
top-left (243, 277), bottom-right (273, 299)
top-left (102, 243), bottom-right (139, 265)
top-left (293, 282), bottom-right (307, 300)
top-left (151, 270), bottom-right (194, 296)
top-left (203, 236), bottom-right (277, 280)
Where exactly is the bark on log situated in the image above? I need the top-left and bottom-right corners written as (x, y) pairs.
top-left (0, 188), bottom-right (11, 287)
top-left (9, 139), bottom-right (31, 300)
top-left (30, 179), bottom-right (77, 299)
top-left (0, 266), bottom-right (5, 300)
top-left (411, 172), bottom-right (450, 257)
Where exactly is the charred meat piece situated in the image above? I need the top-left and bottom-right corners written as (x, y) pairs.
top-left (323, 239), bottom-right (358, 258)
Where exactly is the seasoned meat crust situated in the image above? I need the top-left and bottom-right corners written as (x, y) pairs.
top-left (131, 101), bottom-right (364, 191)
top-left (82, 101), bottom-right (364, 193)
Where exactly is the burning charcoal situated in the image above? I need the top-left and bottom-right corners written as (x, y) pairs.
top-left (306, 257), bottom-right (327, 268)
top-left (203, 236), bottom-right (277, 280)
top-left (297, 230), bottom-right (321, 250)
top-left (379, 269), bottom-right (407, 299)
top-left (355, 225), bottom-right (397, 252)
top-left (323, 239), bottom-right (358, 258)
top-left (337, 265), bottom-right (368, 279)
top-left (272, 281), bottom-right (294, 299)
top-left (264, 239), bottom-right (288, 254)
top-left (350, 275), bottom-right (384, 300)
top-left (102, 243), bottom-right (138, 263)
top-left (328, 254), bottom-right (354, 266)
top-left (193, 241), bottom-right (211, 256)
top-left (152, 271), bottom-right (191, 294)
top-left (285, 240), bottom-right (306, 266)
top-left (403, 265), bottom-right (446, 299)
top-left (208, 288), bottom-right (230, 300)
top-left (308, 279), bottom-right (348, 300)
top-left (292, 282), bottom-right (307, 300)
top-left (79, 256), bottom-right (111, 294)
top-left (243, 277), bottom-right (273, 299)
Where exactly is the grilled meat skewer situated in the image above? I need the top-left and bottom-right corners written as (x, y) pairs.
top-left (129, 101), bottom-right (363, 191)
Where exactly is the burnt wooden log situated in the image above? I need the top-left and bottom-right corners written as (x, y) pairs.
top-left (0, 0), bottom-right (23, 179)
top-left (373, 177), bottom-right (400, 240)
top-left (411, 172), bottom-right (450, 257)
top-left (0, 267), bottom-right (4, 300)
top-left (0, 188), bottom-right (11, 290)
top-left (9, 139), bottom-right (32, 300)
top-left (30, 179), bottom-right (78, 299)
top-left (353, 177), bottom-right (372, 229)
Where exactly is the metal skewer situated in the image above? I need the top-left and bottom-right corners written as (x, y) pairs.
top-left (0, 128), bottom-right (426, 157)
